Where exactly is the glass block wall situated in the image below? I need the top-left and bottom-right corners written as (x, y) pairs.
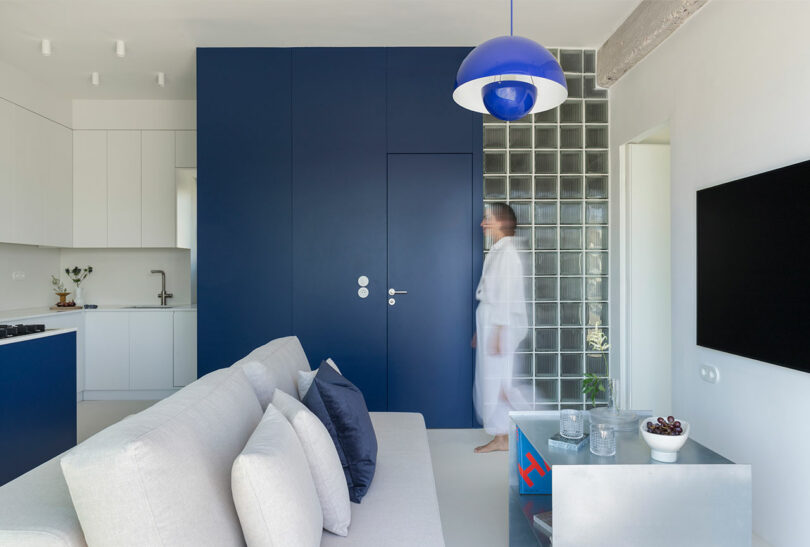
top-left (482, 48), bottom-right (610, 410)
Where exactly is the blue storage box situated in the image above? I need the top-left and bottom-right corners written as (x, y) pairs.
top-left (516, 426), bottom-right (552, 494)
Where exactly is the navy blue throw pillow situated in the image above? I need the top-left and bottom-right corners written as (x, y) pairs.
top-left (302, 362), bottom-right (377, 503)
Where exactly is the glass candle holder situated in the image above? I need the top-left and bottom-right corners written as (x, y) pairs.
top-left (560, 409), bottom-right (584, 439)
top-left (590, 423), bottom-right (616, 456)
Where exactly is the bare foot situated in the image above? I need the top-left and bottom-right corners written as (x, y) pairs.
top-left (474, 434), bottom-right (508, 453)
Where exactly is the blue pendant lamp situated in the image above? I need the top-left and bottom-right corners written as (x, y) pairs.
top-left (453, 0), bottom-right (567, 121)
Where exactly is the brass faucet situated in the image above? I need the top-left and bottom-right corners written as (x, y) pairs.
top-left (150, 270), bottom-right (173, 306)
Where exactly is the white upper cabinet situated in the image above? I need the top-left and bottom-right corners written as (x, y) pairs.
top-left (11, 107), bottom-right (45, 245)
top-left (175, 131), bottom-right (197, 168)
top-left (0, 101), bottom-right (71, 247)
top-left (0, 99), bottom-right (12, 242)
top-left (107, 131), bottom-right (142, 247)
top-left (141, 131), bottom-right (176, 247)
top-left (0, 122), bottom-right (194, 249)
top-left (43, 122), bottom-right (73, 247)
top-left (73, 131), bottom-right (108, 247)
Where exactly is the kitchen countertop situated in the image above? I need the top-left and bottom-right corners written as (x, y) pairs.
top-left (0, 305), bottom-right (197, 323)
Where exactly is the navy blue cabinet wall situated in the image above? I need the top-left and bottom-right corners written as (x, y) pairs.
top-left (197, 49), bottom-right (293, 376)
top-left (0, 332), bottom-right (76, 485)
top-left (291, 48), bottom-right (389, 411)
top-left (198, 47), bottom-right (482, 426)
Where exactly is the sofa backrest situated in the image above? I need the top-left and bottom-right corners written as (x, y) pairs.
top-left (233, 335), bottom-right (311, 409)
top-left (60, 367), bottom-right (262, 547)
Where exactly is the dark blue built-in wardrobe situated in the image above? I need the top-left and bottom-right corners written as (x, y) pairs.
top-left (197, 48), bottom-right (483, 427)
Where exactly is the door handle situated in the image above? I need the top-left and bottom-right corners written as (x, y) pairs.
top-left (388, 288), bottom-right (408, 296)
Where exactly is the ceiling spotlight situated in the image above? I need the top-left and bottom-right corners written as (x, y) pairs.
top-left (41, 39), bottom-right (52, 57)
top-left (157, 72), bottom-right (165, 87)
top-left (115, 40), bottom-right (126, 58)
top-left (91, 72), bottom-right (100, 86)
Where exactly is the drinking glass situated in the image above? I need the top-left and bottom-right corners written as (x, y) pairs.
top-left (590, 423), bottom-right (616, 456)
top-left (560, 409), bottom-right (584, 439)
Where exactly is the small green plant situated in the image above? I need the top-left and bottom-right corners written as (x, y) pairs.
top-left (582, 322), bottom-right (610, 406)
top-left (51, 275), bottom-right (67, 294)
top-left (65, 266), bottom-right (93, 287)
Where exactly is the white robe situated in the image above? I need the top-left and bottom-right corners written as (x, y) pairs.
top-left (473, 236), bottom-right (530, 435)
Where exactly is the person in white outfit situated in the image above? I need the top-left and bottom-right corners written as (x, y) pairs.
top-left (473, 203), bottom-right (529, 453)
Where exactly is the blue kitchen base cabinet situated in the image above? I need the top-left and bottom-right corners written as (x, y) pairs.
top-left (0, 331), bottom-right (77, 485)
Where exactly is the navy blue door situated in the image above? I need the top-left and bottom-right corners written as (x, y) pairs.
top-left (291, 48), bottom-right (389, 411)
top-left (387, 154), bottom-right (475, 428)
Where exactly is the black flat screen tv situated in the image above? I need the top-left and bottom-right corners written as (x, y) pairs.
top-left (696, 159), bottom-right (810, 374)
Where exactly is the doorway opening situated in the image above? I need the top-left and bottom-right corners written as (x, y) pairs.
top-left (619, 123), bottom-right (671, 415)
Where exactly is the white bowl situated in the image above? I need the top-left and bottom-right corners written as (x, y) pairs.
top-left (639, 418), bottom-right (690, 462)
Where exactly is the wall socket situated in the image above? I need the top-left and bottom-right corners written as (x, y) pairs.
top-left (11, 271), bottom-right (25, 281)
top-left (699, 363), bottom-right (720, 384)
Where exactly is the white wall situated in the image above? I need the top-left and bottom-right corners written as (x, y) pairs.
top-left (609, 2), bottom-right (810, 545)
top-left (0, 59), bottom-right (71, 127)
top-left (0, 243), bottom-right (61, 312)
top-left (60, 248), bottom-right (191, 306)
top-left (72, 100), bottom-right (196, 130)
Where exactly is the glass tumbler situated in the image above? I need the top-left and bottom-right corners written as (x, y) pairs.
top-left (590, 423), bottom-right (616, 456)
top-left (560, 409), bottom-right (584, 439)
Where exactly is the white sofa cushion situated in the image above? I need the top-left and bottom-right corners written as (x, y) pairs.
top-left (320, 413), bottom-right (445, 547)
top-left (232, 403), bottom-right (323, 547)
top-left (297, 357), bottom-right (342, 400)
top-left (234, 336), bottom-right (312, 408)
top-left (60, 368), bottom-right (262, 547)
top-left (272, 389), bottom-right (351, 536)
top-left (0, 452), bottom-right (87, 547)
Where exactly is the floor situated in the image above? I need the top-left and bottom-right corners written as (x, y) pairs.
top-left (77, 402), bottom-right (771, 547)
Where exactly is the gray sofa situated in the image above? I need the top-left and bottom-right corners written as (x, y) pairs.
top-left (0, 336), bottom-right (445, 546)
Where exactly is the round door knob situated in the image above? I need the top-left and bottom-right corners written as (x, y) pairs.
top-left (358, 287), bottom-right (369, 298)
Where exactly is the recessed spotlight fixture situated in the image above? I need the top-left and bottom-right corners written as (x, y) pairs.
top-left (115, 40), bottom-right (126, 58)
top-left (157, 72), bottom-right (165, 87)
top-left (91, 72), bottom-right (100, 86)
top-left (41, 39), bottom-right (52, 57)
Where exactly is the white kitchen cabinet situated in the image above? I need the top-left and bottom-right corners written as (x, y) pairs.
top-left (73, 131), bottom-right (108, 247)
top-left (107, 131), bottom-right (142, 247)
top-left (173, 310), bottom-right (197, 387)
top-left (43, 122), bottom-right (73, 247)
top-left (130, 311), bottom-right (174, 390)
top-left (42, 311), bottom-right (86, 397)
top-left (84, 311), bottom-right (129, 390)
top-left (175, 130), bottom-right (197, 168)
top-left (141, 131), bottom-right (176, 247)
top-left (0, 99), bottom-right (12, 242)
top-left (11, 107), bottom-right (44, 245)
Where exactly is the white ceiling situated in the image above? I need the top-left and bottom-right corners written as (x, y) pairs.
top-left (0, 0), bottom-right (641, 100)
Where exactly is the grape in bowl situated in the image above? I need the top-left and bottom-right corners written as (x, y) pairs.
top-left (639, 416), bottom-right (690, 462)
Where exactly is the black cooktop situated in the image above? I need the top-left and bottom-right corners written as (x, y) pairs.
top-left (0, 324), bottom-right (46, 338)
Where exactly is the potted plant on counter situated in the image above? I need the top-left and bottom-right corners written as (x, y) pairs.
top-left (51, 275), bottom-right (72, 306)
top-left (65, 266), bottom-right (93, 307)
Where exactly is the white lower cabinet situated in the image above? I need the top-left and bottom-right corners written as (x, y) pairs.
top-left (82, 309), bottom-right (197, 396)
top-left (173, 310), bottom-right (197, 387)
top-left (84, 312), bottom-right (130, 390)
top-left (130, 312), bottom-right (174, 390)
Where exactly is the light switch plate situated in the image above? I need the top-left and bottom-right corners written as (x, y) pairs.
top-left (699, 363), bottom-right (720, 384)
top-left (11, 271), bottom-right (25, 281)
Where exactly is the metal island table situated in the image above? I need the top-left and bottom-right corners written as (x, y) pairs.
top-left (508, 411), bottom-right (752, 547)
